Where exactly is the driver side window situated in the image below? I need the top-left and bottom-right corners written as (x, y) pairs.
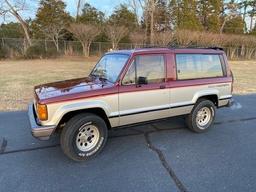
top-left (122, 54), bottom-right (165, 85)
top-left (122, 60), bottom-right (136, 85)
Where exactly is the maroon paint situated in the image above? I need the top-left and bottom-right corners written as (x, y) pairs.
top-left (34, 48), bottom-right (231, 105)
top-left (35, 77), bottom-right (118, 104)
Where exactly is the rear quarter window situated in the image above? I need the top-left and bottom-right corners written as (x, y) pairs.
top-left (176, 54), bottom-right (224, 80)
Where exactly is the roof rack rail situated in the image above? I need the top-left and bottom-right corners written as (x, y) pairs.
top-left (140, 45), bottom-right (167, 49)
top-left (167, 42), bottom-right (224, 51)
top-left (207, 46), bottom-right (224, 51)
top-left (136, 44), bottom-right (224, 51)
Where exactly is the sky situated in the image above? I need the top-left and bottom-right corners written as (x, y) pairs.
top-left (0, 0), bottom-right (127, 23)
top-left (64, 0), bottom-right (126, 16)
top-left (0, 0), bottom-right (254, 29)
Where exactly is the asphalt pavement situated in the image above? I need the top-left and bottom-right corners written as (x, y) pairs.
top-left (0, 94), bottom-right (256, 192)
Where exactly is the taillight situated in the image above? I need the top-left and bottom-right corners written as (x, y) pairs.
top-left (37, 104), bottom-right (48, 121)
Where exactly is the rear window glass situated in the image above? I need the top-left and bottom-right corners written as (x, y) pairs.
top-left (176, 54), bottom-right (224, 80)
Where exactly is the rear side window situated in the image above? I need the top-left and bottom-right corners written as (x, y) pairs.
top-left (176, 54), bottom-right (224, 80)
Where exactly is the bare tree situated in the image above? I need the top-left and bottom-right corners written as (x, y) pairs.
top-left (127, 0), bottom-right (141, 25)
top-left (1, 0), bottom-right (32, 46)
top-left (239, 0), bottom-right (250, 31)
top-left (105, 25), bottom-right (128, 50)
top-left (149, 0), bottom-right (159, 44)
top-left (248, 1), bottom-right (256, 31)
top-left (41, 24), bottom-right (66, 52)
top-left (130, 30), bottom-right (147, 47)
top-left (220, 1), bottom-right (240, 34)
top-left (68, 24), bottom-right (100, 57)
top-left (139, 0), bottom-right (160, 44)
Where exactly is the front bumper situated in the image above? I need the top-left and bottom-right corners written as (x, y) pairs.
top-left (227, 98), bottom-right (234, 107)
top-left (28, 103), bottom-right (56, 140)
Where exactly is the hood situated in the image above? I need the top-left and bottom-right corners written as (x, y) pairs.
top-left (34, 77), bottom-right (115, 104)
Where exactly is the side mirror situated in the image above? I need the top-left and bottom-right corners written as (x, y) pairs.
top-left (137, 76), bottom-right (148, 85)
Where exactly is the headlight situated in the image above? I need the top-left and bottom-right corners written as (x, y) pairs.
top-left (37, 104), bottom-right (48, 121)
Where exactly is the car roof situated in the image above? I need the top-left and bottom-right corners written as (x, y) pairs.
top-left (106, 47), bottom-right (224, 55)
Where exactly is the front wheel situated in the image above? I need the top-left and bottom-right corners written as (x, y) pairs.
top-left (186, 99), bottom-right (216, 133)
top-left (60, 113), bottom-right (108, 161)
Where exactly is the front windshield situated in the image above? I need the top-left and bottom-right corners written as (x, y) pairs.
top-left (91, 54), bottom-right (129, 83)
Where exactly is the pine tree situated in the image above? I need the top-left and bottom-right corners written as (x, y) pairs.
top-left (177, 0), bottom-right (202, 31)
top-left (154, 0), bottom-right (171, 31)
top-left (198, 0), bottom-right (223, 32)
top-left (223, 16), bottom-right (245, 34)
top-left (32, 0), bottom-right (71, 51)
top-left (108, 4), bottom-right (137, 30)
top-left (78, 3), bottom-right (105, 25)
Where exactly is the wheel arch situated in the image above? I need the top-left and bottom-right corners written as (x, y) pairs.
top-left (56, 108), bottom-right (112, 132)
top-left (196, 94), bottom-right (219, 107)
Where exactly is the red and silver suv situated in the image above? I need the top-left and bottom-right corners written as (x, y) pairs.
top-left (28, 47), bottom-right (233, 161)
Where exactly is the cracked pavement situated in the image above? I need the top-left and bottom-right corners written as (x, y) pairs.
top-left (0, 94), bottom-right (256, 192)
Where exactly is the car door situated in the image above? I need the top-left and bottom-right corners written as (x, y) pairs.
top-left (118, 54), bottom-right (170, 126)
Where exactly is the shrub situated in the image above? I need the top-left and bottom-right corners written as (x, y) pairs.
top-left (25, 43), bottom-right (59, 59)
top-left (25, 43), bottom-right (46, 59)
top-left (0, 45), bottom-right (9, 59)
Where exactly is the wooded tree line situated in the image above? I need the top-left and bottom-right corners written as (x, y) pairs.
top-left (1, 0), bottom-right (256, 59)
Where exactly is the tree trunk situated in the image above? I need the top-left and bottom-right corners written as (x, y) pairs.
top-left (112, 41), bottom-right (117, 50)
top-left (240, 45), bottom-right (245, 58)
top-left (20, 20), bottom-right (32, 47)
top-left (220, 18), bottom-right (227, 34)
top-left (145, 12), bottom-right (150, 44)
top-left (56, 39), bottom-right (59, 52)
top-left (76, 0), bottom-right (81, 22)
top-left (87, 42), bottom-right (91, 57)
top-left (230, 48), bottom-right (236, 60)
top-left (250, 15), bottom-right (254, 31)
top-left (53, 37), bottom-right (59, 52)
top-left (81, 42), bottom-right (90, 57)
top-left (243, 5), bottom-right (247, 31)
top-left (150, 10), bottom-right (154, 44)
top-left (5, 0), bottom-right (32, 46)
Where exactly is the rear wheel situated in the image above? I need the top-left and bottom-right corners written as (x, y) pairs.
top-left (60, 113), bottom-right (108, 161)
top-left (186, 99), bottom-right (216, 133)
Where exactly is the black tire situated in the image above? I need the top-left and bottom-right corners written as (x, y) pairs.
top-left (186, 99), bottom-right (216, 133)
top-left (60, 113), bottom-right (108, 161)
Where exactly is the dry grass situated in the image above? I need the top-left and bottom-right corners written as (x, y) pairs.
top-left (0, 58), bottom-right (97, 111)
top-left (0, 58), bottom-right (255, 111)
top-left (230, 60), bottom-right (256, 94)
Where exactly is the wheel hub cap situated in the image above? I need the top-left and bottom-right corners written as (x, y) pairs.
top-left (196, 107), bottom-right (211, 128)
top-left (76, 124), bottom-right (100, 152)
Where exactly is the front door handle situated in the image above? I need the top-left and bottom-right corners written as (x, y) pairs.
top-left (160, 85), bottom-right (166, 89)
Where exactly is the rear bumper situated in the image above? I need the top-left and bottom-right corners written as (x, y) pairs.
top-left (28, 103), bottom-right (56, 140)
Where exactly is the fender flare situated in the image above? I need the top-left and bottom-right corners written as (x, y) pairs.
top-left (192, 89), bottom-right (220, 104)
top-left (49, 100), bottom-right (113, 126)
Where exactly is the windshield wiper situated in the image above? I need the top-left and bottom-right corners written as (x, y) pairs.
top-left (99, 76), bottom-right (109, 82)
top-left (90, 73), bottom-right (98, 78)
top-left (91, 73), bottom-right (110, 83)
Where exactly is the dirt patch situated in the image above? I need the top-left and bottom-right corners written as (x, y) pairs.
top-left (0, 58), bottom-right (255, 111)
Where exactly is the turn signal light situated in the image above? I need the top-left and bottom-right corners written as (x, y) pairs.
top-left (37, 104), bottom-right (48, 121)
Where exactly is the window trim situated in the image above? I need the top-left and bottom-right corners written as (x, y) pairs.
top-left (174, 53), bottom-right (226, 81)
top-left (121, 53), bottom-right (167, 86)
